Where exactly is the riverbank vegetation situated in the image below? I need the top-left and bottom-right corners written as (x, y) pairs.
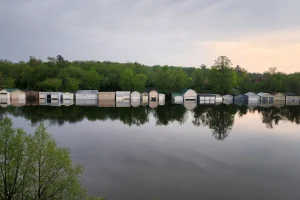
top-left (0, 55), bottom-right (300, 94)
top-left (0, 117), bottom-right (105, 200)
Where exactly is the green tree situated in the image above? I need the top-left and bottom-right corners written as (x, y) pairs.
top-left (0, 117), bottom-right (33, 200)
top-left (30, 124), bottom-right (85, 199)
top-left (191, 68), bottom-right (205, 92)
top-left (0, 117), bottom-right (105, 200)
top-left (132, 73), bottom-right (147, 92)
top-left (81, 70), bottom-right (103, 90)
top-left (4, 77), bottom-right (16, 88)
top-left (211, 56), bottom-right (237, 94)
top-left (119, 68), bottom-right (135, 90)
top-left (37, 78), bottom-right (62, 91)
top-left (65, 78), bottom-right (81, 92)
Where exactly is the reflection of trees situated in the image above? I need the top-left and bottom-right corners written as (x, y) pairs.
top-left (192, 105), bottom-right (214, 127)
top-left (254, 107), bottom-right (283, 128)
top-left (237, 105), bottom-right (248, 117)
top-left (193, 104), bottom-right (238, 140)
top-left (1, 106), bottom-right (149, 127)
top-left (1, 103), bottom-right (300, 131)
top-left (281, 106), bottom-right (300, 124)
top-left (153, 102), bottom-right (187, 125)
top-left (253, 106), bottom-right (300, 128)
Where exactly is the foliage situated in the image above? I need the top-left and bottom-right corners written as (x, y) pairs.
top-left (37, 78), bottom-right (62, 92)
top-left (0, 55), bottom-right (300, 94)
top-left (119, 68), bottom-right (135, 90)
top-left (0, 117), bottom-right (104, 200)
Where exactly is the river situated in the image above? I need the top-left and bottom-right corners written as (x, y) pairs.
top-left (1, 103), bottom-right (300, 200)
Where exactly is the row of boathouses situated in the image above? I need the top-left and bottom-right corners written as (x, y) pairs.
top-left (0, 89), bottom-right (166, 107)
top-left (171, 89), bottom-right (300, 105)
top-left (1, 89), bottom-right (300, 107)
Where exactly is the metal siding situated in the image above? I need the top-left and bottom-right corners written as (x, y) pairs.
top-left (131, 92), bottom-right (141, 100)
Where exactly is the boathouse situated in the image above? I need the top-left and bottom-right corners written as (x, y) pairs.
top-left (273, 92), bottom-right (286, 102)
top-left (172, 93), bottom-right (183, 104)
top-left (244, 92), bottom-right (260, 104)
top-left (181, 89), bottom-right (197, 102)
top-left (131, 91), bottom-right (141, 101)
top-left (149, 90), bottom-right (158, 101)
top-left (285, 93), bottom-right (300, 104)
top-left (215, 94), bottom-right (223, 103)
top-left (197, 93), bottom-right (216, 104)
top-left (0, 89), bottom-right (10, 104)
top-left (25, 91), bottom-right (39, 100)
top-left (257, 93), bottom-right (274, 104)
top-left (223, 94), bottom-right (233, 103)
top-left (116, 91), bottom-right (130, 101)
top-left (76, 90), bottom-right (98, 100)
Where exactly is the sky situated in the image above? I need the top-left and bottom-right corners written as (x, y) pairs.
top-left (0, 0), bottom-right (300, 73)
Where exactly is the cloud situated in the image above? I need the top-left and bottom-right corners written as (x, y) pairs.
top-left (0, 0), bottom-right (300, 72)
top-left (201, 29), bottom-right (300, 73)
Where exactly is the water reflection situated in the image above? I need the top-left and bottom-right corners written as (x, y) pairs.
top-left (1, 103), bottom-right (300, 139)
top-left (192, 104), bottom-right (237, 140)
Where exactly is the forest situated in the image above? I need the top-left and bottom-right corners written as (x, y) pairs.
top-left (0, 55), bottom-right (300, 95)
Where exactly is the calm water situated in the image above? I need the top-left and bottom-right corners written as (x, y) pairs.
top-left (1, 103), bottom-right (300, 200)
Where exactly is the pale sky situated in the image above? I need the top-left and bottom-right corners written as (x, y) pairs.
top-left (1, 0), bottom-right (300, 73)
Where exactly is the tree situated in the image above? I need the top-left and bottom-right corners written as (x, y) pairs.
top-left (211, 56), bottom-right (237, 94)
top-left (37, 78), bottom-right (62, 91)
top-left (0, 117), bottom-right (33, 200)
top-left (65, 78), bottom-right (81, 92)
top-left (30, 124), bottom-right (85, 199)
top-left (0, 117), bottom-right (105, 200)
top-left (4, 77), bottom-right (16, 88)
top-left (119, 68), bottom-right (135, 90)
top-left (132, 73), bottom-right (147, 92)
top-left (191, 69), bottom-right (205, 92)
top-left (81, 70), bottom-right (103, 90)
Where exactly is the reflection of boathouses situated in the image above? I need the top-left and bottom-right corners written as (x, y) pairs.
top-left (184, 101), bottom-right (197, 110)
top-left (172, 93), bottom-right (183, 104)
top-left (159, 93), bottom-right (165, 106)
top-left (98, 92), bottom-right (115, 107)
top-left (76, 99), bottom-right (98, 106)
top-left (116, 100), bottom-right (130, 107)
top-left (149, 100), bottom-right (158, 109)
top-left (10, 89), bottom-right (26, 107)
top-left (141, 92), bottom-right (148, 105)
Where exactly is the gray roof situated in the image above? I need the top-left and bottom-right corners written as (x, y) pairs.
top-left (76, 90), bottom-right (98, 94)
top-left (284, 92), bottom-right (299, 96)
top-left (197, 93), bottom-right (216, 97)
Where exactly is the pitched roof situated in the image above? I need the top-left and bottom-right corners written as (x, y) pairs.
top-left (244, 92), bottom-right (257, 96)
top-left (197, 93), bottom-right (216, 96)
top-left (4, 88), bottom-right (19, 92)
top-left (172, 92), bottom-right (182, 97)
top-left (76, 90), bottom-right (98, 94)
top-left (284, 92), bottom-right (298, 96)
top-left (180, 88), bottom-right (189, 94)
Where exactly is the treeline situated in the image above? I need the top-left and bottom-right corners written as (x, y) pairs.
top-left (1, 55), bottom-right (300, 94)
